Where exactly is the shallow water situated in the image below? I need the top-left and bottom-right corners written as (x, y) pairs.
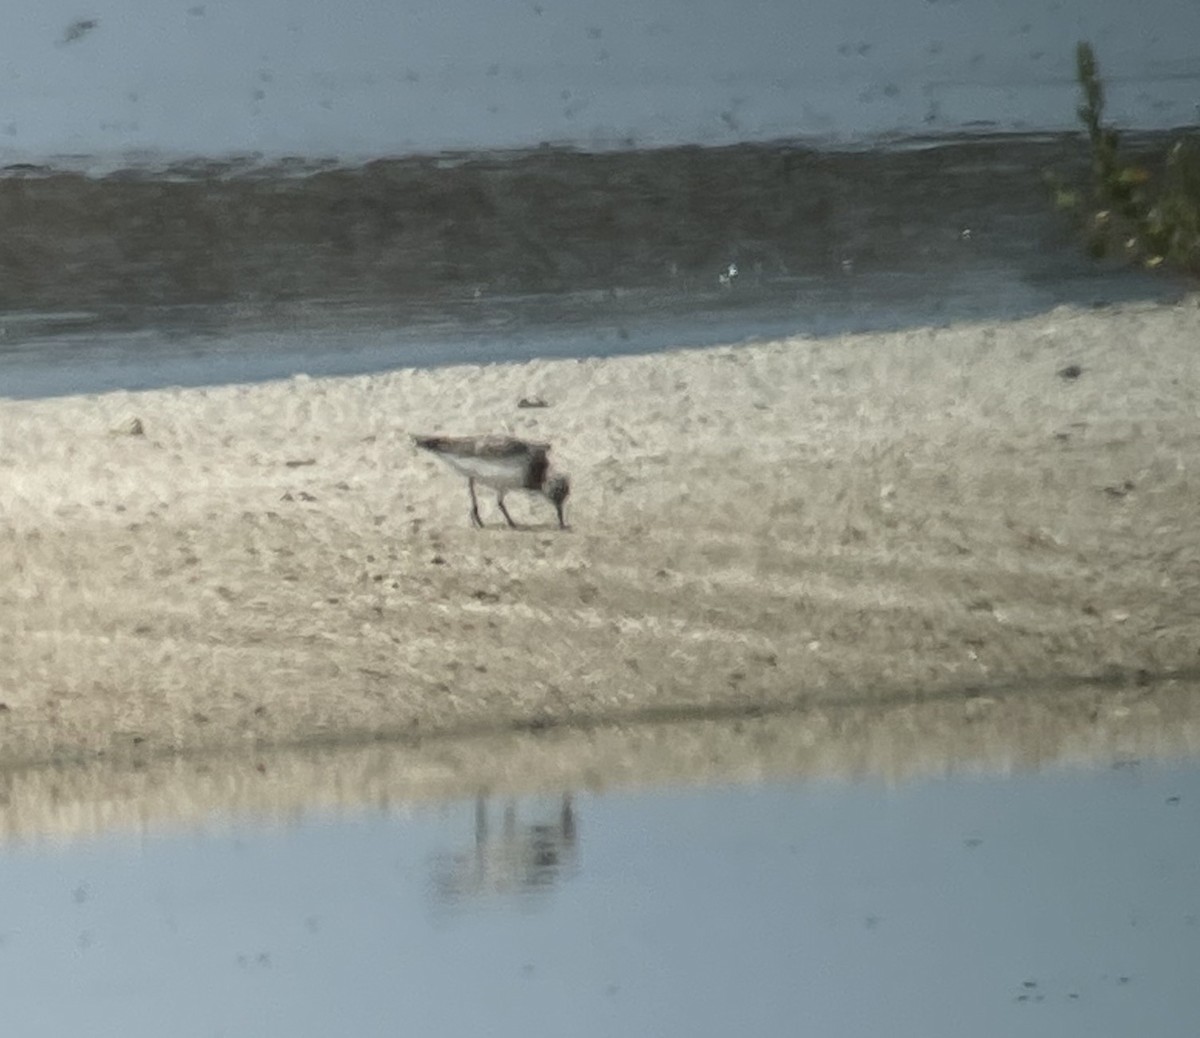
top-left (0, 264), bottom-right (1179, 400)
top-left (1, 757), bottom-right (1196, 1037)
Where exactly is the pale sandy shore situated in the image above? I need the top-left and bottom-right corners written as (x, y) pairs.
top-left (1, 298), bottom-right (1199, 834)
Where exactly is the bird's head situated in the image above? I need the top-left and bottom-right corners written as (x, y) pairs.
top-left (544, 474), bottom-right (570, 529)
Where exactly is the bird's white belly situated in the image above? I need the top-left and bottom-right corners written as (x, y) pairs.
top-left (445, 454), bottom-right (528, 490)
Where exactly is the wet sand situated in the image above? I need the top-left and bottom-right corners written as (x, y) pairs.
top-left (1, 297), bottom-right (1199, 780)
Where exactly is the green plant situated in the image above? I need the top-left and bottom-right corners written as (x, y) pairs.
top-left (1053, 41), bottom-right (1200, 275)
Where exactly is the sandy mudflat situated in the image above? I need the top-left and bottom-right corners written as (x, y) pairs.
top-left (1, 298), bottom-right (1199, 772)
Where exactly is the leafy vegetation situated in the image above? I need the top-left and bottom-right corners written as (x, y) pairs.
top-left (1052, 42), bottom-right (1200, 276)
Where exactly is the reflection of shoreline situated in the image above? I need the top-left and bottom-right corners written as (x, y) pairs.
top-left (2, 679), bottom-right (1197, 846)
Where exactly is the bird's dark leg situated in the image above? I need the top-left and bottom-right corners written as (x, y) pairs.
top-left (468, 478), bottom-right (483, 528)
top-left (497, 492), bottom-right (518, 528)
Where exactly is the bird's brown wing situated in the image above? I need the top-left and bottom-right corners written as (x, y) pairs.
top-left (414, 435), bottom-right (550, 459)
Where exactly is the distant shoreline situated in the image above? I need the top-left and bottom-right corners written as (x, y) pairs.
top-left (0, 134), bottom-right (1179, 317)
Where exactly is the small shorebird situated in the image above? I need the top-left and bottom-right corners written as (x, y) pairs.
top-left (414, 434), bottom-right (570, 529)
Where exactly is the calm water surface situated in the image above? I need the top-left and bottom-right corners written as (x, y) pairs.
top-left (0, 758), bottom-right (1196, 1037)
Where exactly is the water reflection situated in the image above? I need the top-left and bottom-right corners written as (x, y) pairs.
top-left (430, 794), bottom-right (579, 907)
top-left (2, 679), bottom-right (1198, 847)
top-left (0, 758), bottom-right (1195, 1037)
top-left (0, 681), bottom-right (1196, 1037)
